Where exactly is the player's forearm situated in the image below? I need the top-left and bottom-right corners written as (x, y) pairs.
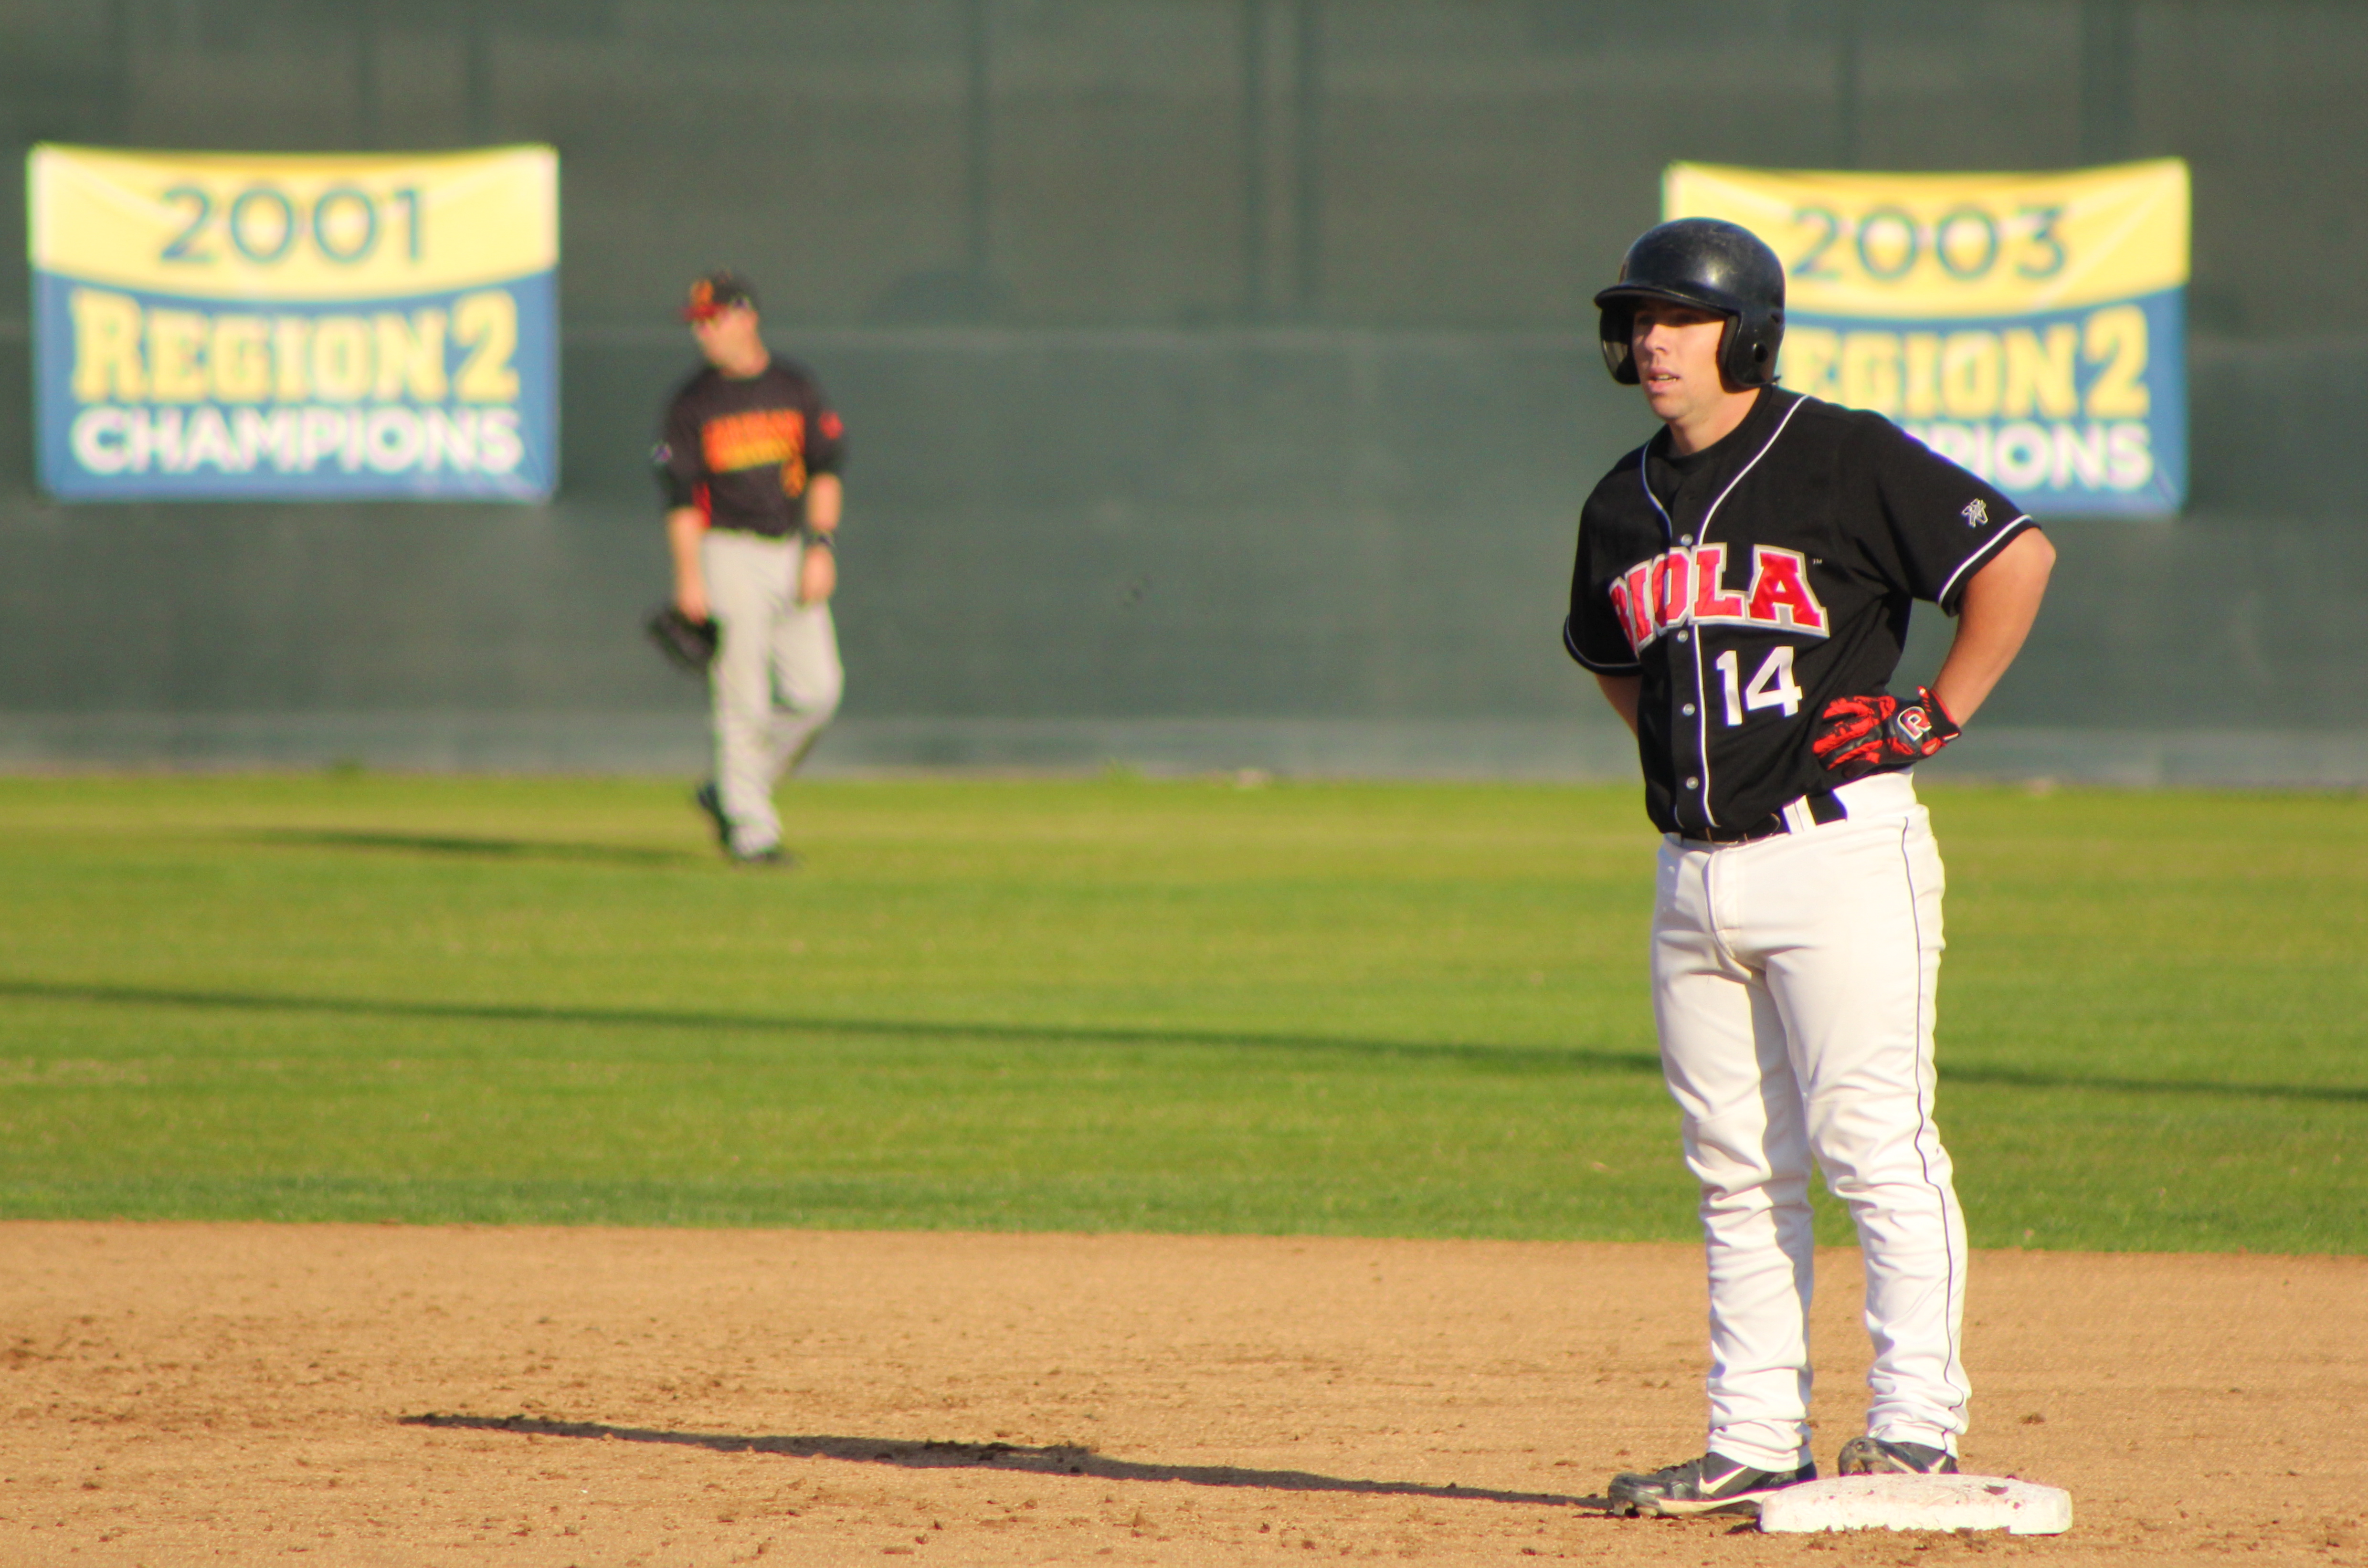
top-left (805, 474), bottom-right (842, 535)
top-left (666, 506), bottom-right (708, 603)
top-left (1595, 674), bottom-right (1643, 737)
top-left (1931, 529), bottom-right (2055, 724)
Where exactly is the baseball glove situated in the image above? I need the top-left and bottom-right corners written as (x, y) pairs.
top-left (1811, 686), bottom-right (1961, 775)
top-left (645, 605), bottom-right (718, 674)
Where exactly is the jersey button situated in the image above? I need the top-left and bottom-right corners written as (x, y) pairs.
top-left (1684, 776), bottom-right (1700, 789)
top-left (1674, 630), bottom-right (1690, 643)
top-left (1681, 704), bottom-right (1696, 717)
top-left (1680, 534), bottom-right (1693, 546)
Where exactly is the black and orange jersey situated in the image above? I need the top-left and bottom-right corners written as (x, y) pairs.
top-left (655, 358), bottom-right (845, 537)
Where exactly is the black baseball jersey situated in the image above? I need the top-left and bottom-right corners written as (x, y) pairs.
top-left (1564, 387), bottom-right (2037, 837)
top-left (655, 358), bottom-right (845, 537)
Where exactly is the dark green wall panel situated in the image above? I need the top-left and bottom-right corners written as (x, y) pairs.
top-left (2, 0), bottom-right (2362, 769)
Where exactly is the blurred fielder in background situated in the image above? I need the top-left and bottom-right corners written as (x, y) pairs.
top-left (655, 271), bottom-right (847, 867)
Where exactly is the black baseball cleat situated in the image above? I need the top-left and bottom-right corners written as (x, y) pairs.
top-left (1837, 1436), bottom-right (1959, 1475)
top-left (1606, 1452), bottom-right (1815, 1517)
top-left (692, 782), bottom-right (733, 853)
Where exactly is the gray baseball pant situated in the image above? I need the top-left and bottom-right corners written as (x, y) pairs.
top-left (702, 527), bottom-right (843, 856)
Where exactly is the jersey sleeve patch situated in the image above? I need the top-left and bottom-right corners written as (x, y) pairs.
top-left (654, 442), bottom-right (700, 508)
top-left (806, 404), bottom-right (846, 475)
top-left (657, 391), bottom-right (707, 507)
top-left (1862, 413), bottom-right (2035, 609)
top-left (1934, 510), bottom-right (2038, 610)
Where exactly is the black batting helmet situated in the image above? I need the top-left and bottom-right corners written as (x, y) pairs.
top-left (1595, 218), bottom-right (1786, 388)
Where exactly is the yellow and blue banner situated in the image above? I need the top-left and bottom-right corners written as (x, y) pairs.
top-left (1666, 159), bottom-right (2188, 516)
top-left (30, 144), bottom-right (558, 502)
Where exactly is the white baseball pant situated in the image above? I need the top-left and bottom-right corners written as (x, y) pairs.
top-left (1650, 770), bottom-right (1970, 1474)
top-left (702, 528), bottom-right (843, 856)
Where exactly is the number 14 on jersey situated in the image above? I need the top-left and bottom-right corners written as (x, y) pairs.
top-left (1713, 646), bottom-right (1803, 726)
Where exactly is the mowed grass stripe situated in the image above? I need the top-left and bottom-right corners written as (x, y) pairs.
top-left (0, 776), bottom-right (2360, 1250)
top-left (4, 978), bottom-right (2361, 1103)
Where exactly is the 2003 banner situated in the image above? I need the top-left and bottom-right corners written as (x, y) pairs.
top-left (30, 143), bottom-right (558, 502)
top-left (1666, 158), bottom-right (2188, 516)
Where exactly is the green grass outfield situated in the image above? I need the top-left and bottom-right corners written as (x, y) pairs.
top-left (0, 774), bottom-right (2360, 1252)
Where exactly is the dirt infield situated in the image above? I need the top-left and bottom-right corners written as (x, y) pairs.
top-left (1, 1225), bottom-right (2361, 1566)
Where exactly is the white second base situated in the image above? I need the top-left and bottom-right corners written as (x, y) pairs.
top-left (1755, 1474), bottom-right (2072, 1535)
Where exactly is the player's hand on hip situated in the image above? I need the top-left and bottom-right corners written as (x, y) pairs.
top-left (796, 539), bottom-right (836, 606)
top-left (1811, 686), bottom-right (1961, 774)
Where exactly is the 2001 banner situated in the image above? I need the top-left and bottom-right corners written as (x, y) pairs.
top-left (30, 144), bottom-right (558, 502)
top-left (1666, 158), bottom-right (2188, 516)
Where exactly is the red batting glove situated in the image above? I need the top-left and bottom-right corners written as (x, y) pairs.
top-left (1811, 686), bottom-right (1962, 774)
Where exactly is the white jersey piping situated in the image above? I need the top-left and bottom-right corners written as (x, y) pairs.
top-left (1935, 513), bottom-right (2036, 608)
top-left (1639, 393), bottom-right (1810, 831)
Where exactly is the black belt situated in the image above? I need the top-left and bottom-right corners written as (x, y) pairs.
top-left (1687, 788), bottom-right (1848, 846)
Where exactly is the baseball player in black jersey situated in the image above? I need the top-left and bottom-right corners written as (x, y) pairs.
top-left (1565, 220), bottom-right (2055, 1516)
top-left (656, 272), bottom-right (847, 866)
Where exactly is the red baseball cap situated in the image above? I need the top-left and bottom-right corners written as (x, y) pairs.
top-left (681, 271), bottom-right (759, 322)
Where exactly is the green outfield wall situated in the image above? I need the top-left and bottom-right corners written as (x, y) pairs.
top-left (2, 0), bottom-right (2364, 781)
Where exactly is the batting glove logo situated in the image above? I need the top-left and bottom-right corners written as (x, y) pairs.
top-left (1812, 686), bottom-right (1962, 775)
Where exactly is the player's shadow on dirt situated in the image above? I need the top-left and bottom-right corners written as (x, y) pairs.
top-left (400, 1412), bottom-right (1598, 1508)
top-left (244, 829), bottom-right (699, 867)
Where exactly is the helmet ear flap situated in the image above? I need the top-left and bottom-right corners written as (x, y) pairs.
top-left (1599, 302), bottom-right (1640, 385)
top-left (1759, 306), bottom-right (1786, 384)
top-left (1716, 309), bottom-right (1785, 389)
